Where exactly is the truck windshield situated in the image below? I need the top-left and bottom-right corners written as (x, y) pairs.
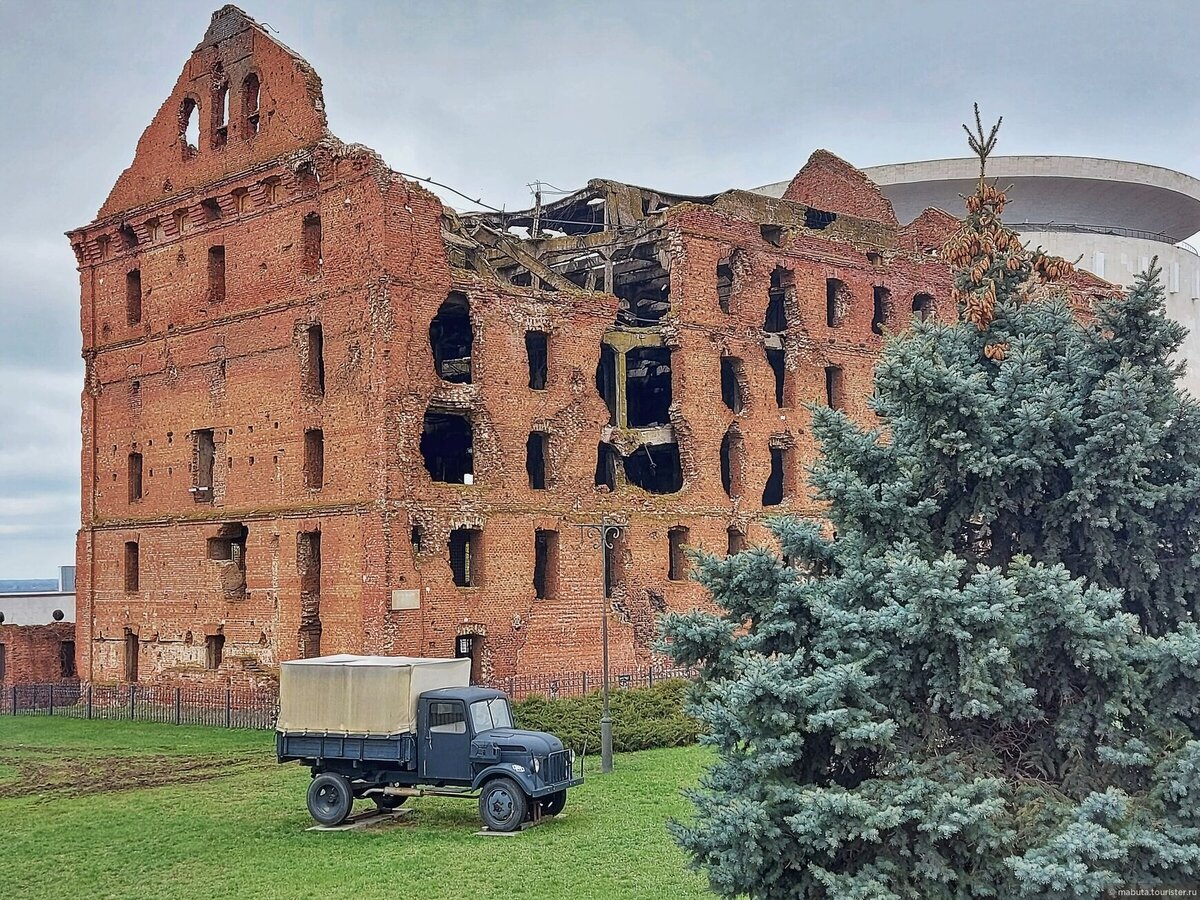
top-left (469, 698), bottom-right (513, 733)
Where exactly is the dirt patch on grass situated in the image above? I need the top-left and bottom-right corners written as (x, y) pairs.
top-left (0, 749), bottom-right (272, 798)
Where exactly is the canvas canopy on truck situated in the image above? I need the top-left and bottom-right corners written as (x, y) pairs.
top-left (277, 654), bottom-right (471, 735)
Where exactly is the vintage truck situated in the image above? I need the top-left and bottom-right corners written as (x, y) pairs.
top-left (275, 655), bottom-right (582, 832)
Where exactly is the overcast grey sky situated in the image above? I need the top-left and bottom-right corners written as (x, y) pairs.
top-left (1, 0), bottom-right (1198, 578)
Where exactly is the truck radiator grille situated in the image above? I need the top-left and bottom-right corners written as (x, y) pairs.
top-left (545, 749), bottom-right (572, 784)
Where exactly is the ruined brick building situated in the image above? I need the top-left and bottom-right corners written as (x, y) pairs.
top-left (67, 6), bottom-right (978, 688)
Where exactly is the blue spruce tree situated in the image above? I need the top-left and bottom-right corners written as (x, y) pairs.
top-left (662, 109), bottom-right (1200, 898)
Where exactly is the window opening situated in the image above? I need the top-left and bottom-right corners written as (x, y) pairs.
top-left (242, 73), bottom-right (261, 135)
top-left (302, 213), bottom-right (322, 274)
top-left (765, 267), bottom-right (792, 333)
top-left (626, 347), bottom-right (672, 428)
top-left (595, 343), bottom-right (618, 426)
top-left (126, 269), bottom-right (142, 326)
top-left (668, 526), bottom-right (689, 581)
top-left (207, 246), bottom-right (226, 303)
top-left (128, 452), bottom-right (143, 502)
top-left (624, 441), bottom-right (682, 494)
top-left (212, 82), bottom-right (229, 148)
top-left (613, 243), bottom-right (670, 325)
top-left (297, 531), bottom-right (322, 658)
top-left (525, 331), bottom-right (548, 390)
top-left (763, 445), bottom-right (791, 507)
top-left (594, 442), bottom-right (618, 490)
top-left (872, 286), bottom-right (891, 335)
top-left (60, 640), bottom-right (76, 678)
top-left (119, 224), bottom-right (138, 251)
top-left (720, 427), bottom-right (743, 497)
top-left (124, 541), bottom-right (140, 592)
top-left (410, 524), bottom-right (426, 554)
top-left (201, 198), bottom-right (222, 222)
top-left (805, 207), bottom-right (837, 230)
top-left (534, 529), bottom-right (559, 600)
top-left (761, 224), bottom-right (784, 247)
top-left (205, 634), bottom-right (225, 670)
top-left (716, 256), bottom-right (734, 313)
top-left (721, 356), bottom-right (745, 413)
top-left (429, 292), bottom-right (472, 383)
top-left (421, 411), bottom-right (473, 483)
top-left (526, 432), bottom-right (548, 490)
top-left (124, 629), bottom-right (139, 682)
top-left (727, 526), bottom-right (746, 556)
top-left (194, 429), bottom-right (215, 496)
top-left (449, 528), bottom-right (482, 587)
top-left (826, 278), bottom-right (848, 327)
top-left (302, 323), bottom-right (325, 397)
top-left (304, 429), bottom-right (324, 490)
top-left (604, 528), bottom-right (626, 598)
top-left (825, 365), bottom-right (845, 410)
top-left (207, 523), bottom-right (248, 599)
top-left (766, 347), bottom-right (786, 408)
top-left (912, 293), bottom-right (934, 322)
top-left (180, 98), bottom-right (199, 159)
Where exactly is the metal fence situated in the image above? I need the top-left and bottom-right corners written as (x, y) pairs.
top-left (1, 681), bottom-right (278, 729)
top-left (0, 666), bottom-right (691, 729)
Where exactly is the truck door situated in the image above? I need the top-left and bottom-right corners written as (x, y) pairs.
top-left (422, 699), bottom-right (470, 782)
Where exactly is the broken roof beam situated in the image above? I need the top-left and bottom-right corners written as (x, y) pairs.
top-left (464, 223), bottom-right (579, 292)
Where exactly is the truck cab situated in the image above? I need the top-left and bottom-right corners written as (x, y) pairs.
top-left (275, 655), bottom-right (582, 832)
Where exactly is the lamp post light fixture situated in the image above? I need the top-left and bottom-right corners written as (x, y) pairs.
top-left (575, 520), bottom-right (625, 774)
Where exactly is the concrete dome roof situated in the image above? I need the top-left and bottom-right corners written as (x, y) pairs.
top-left (860, 156), bottom-right (1200, 242)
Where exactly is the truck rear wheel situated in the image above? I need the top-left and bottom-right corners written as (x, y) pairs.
top-left (540, 790), bottom-right (567, 817)
top-left (479, 777), bottom-right (528, 832)
top-left (307, 773), bottom-right (354, 826)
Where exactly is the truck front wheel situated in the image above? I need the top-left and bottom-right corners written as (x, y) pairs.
top-left (307, 773), bottom-right (354, 826)
top-left (479, 777), bottom-right (528, 832)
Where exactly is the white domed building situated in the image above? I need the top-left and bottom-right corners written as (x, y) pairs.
top-left (757, 156), bottom-right (1200, 394)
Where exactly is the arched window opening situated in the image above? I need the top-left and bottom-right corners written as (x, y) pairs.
top-left (180, 97), bottom-right (200, 159)
top-left (119, 224), bottom-right (138, 251)
top-left (212, 82), bottom-right (229, 148)
top-left (242, 73), bottom-right (261, 135)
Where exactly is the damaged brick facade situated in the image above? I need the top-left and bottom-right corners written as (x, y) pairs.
top-left (67, 5), bottom-right (1045, 688)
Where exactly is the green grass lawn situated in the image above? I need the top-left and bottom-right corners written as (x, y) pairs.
top-left (0, 717), bottom-right (714, 900)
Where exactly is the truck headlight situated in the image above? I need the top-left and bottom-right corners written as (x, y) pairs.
top-left (532, 757), bottom-right (541, 774)
top-left (569, 750), bottom-right (576, 765)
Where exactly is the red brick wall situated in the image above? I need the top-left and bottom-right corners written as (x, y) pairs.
top-left (782, 149), bottom-right (900, 226)
top-left (0, 623), bottom-right (76, 684)
top-left (66, 8), bottom-right (976, 688)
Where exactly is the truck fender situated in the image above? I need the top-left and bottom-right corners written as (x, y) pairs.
top-left (472, 764), bottom-right (536, 795)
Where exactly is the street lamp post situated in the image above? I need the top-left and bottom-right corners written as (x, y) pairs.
top-left (575, 521), bottom-right (624, 774)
